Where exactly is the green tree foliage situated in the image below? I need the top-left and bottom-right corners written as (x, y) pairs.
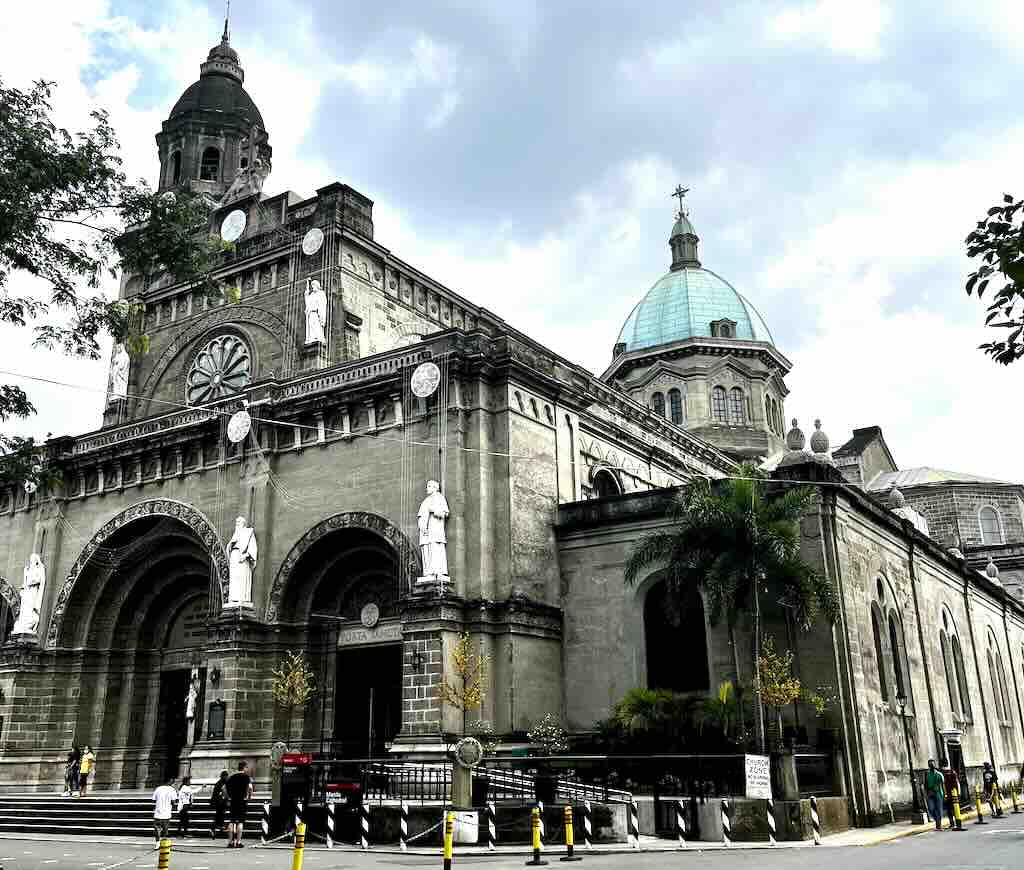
top-left (623, 464), bottom-right (837, 750)
top-left (0, 77), bottom-right (228, 484)
top-left (965, 193), bottom-right (1024, 364)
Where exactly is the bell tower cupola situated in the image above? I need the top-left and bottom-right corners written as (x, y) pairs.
top-left (155, 15), bottom-right (271, 199)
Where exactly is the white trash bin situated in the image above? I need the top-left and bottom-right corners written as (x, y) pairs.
top-left (452, 810), bottom-right (479, 844)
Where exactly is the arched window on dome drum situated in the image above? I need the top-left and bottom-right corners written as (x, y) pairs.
top-left (200, 146), bottom-right (221, 181)
top-left (980, 506), bottom-right (1002, 544)
top-left (651, 392), bottom-right (665, 418)
top-left (764, 395), bottom-right (772, 433)
top-left (668, 388), bottom-right (683, 425)
top-left (711, 386), bottom-right (728, 422)
top-left (171, 150), bottom-right (182, 185)
top-left (728, 387), bottom-right (745, 424)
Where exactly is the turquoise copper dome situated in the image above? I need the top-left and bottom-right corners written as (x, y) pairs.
top-left (616, 203), bottom-right (774, 353)
top-left (616, 267), bottom-right (774, 352)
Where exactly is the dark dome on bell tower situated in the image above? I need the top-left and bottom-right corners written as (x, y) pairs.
top-left (155, 18), bottom-right (271, 199)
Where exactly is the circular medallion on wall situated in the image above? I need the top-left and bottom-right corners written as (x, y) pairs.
top-left (411, 361), bottom-right (441, 398)
top-left (220, 209), bottom-right (247, 243)
top-left (302, 227), bottom-right (324, 256)
top-left (454, 737), bottom-right (483, 769)
top-left (360, 602), bottom-right (380, 628)
top-left (227, 409), bottom-right (252, 443)
top-left (186, 335), bottom-right (252, 404)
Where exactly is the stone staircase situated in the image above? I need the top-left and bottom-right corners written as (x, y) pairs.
top-left (0, 793), bottom-right (268, 838)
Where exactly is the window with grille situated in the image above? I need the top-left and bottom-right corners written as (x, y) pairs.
top-left (711, 386), bottom-right (728, 422)
top-left (669, 388), bottom-right (683, 424)
top-left (728, 387), bottom-right (745, 424)
top-left (651, 392), bottom-right (665, 417)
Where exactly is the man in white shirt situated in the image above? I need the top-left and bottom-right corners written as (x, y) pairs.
top-left (152, 777), bottom-right (178, 841)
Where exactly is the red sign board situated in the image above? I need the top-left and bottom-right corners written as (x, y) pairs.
top-left (281, 753), bottom-right (312, 766)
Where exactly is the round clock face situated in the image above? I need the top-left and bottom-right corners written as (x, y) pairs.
top-left (360, 602), bottom-right (380, 628)
top-left (227, 409), bottom-right (252, 444)
top-left (302, 227), bottom-right (324, 256)
top-left (23, 480), bottom-right (37, 495)
top-left (220, 209), bottom-right (247, 243)
top-left (454, 737), bottom-right (483, 769)
top-left (411, 362), bottom-right (441, 398)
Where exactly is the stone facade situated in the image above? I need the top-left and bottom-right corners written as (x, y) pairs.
top-left (0, 28), bottom-right (737, 790)
top-left (556, 459), bottom-right (1024, 824)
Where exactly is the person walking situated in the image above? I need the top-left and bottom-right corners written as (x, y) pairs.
top-left (152, 776), bottom-right (178, 842)
top-left (209, 770), bottom-right (229, 839)
top-left (78, 746), bottom-right (95, 797)
top-left (61, 746), bottom-right (78, 797)
top-left (68, 745), bottom-right (81, 797)
top-left (982, 762), bottom-right (1003, 817)
top-left (940, 757), bottom-right (960, 829)
top-left (176, 776), bottom-right (204, 837)
top-left (225, 762), bottom-right (253, 848)
top-left (924, 759), bottom-right (945, 831)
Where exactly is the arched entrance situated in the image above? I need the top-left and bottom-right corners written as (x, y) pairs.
top-left (55, 508), bottom-right (221, 785)
top-left (273, 516), bottom-right (410, 757)
top-left (644, 577), bottom-right (710, 692)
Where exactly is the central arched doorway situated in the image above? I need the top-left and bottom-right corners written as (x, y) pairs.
top-left (275, 522), bottom-right (404, 757)
top-left (644, 576), bottom-right (710, 693)
top-left (56, 510), bottom-right (220, 785)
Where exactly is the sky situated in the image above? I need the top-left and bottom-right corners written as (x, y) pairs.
top-left (2, 0), bottom-right (1023, 481)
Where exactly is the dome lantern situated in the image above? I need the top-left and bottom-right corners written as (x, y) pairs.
top-left (669, 185), bottom-right (700, 271)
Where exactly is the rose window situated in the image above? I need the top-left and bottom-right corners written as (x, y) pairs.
top-left (186, 335), bottom-right (252, 403)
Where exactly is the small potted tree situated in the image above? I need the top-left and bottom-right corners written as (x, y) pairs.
top-left (528, 714), bottom-right (568, 804)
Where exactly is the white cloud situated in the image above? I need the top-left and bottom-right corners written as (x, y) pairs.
top-left (333, 35), bottom-right (462, 130)
top-left (767, 0), bottom-right (890, 60)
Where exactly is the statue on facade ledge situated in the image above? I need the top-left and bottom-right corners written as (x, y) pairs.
top-left (416, 479), bottom-right (450, 588)
top-left (106, 343), bottom-right (130, 407)
top-left (304, 278), bottom-right (327, 345)
top-left (11, 553), bottom-right (46, 639)
top-left (225, 517), bottom-right (258, 607)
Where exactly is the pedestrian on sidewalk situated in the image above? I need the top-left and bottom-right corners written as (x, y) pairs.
top-left (78, 746), bottom-right (95, 797)
top-left (66, 745), bottom-right (81, 797)
top-left (226, 761), bottom-right (253, 848)
top-left (982, 762), bottom-right (1003, 817)
top-left (61, 746), bottom-right (78, 797)
top-left (177, 776), bottom-right (204, 837)
top-left (924, 759), bottom-right (945, 831)
top-left (152, 776), bottom-right (178, 841)
top-left (940, 757), bottom-right (960, 829)
top-left (209, 770), bottom-right (229, 838)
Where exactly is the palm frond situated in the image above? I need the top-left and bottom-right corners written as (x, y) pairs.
top-left (623, 532), bottom-right (675, 586)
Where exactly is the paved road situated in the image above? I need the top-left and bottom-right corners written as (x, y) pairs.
top-left (1, 814), bottom-right (1023, 870)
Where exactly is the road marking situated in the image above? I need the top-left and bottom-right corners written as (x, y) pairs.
top-left (42, 860), bottom-right (58, 865)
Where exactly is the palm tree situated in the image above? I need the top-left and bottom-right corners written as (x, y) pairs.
top-left (624, 464), bottom-right (837, 752)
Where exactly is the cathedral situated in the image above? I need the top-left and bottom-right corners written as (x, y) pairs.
top-left (0, 23), bottom-right (1022, 828)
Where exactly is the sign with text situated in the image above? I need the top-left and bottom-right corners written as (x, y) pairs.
top-left (744, 754), bottom-right (772, 799)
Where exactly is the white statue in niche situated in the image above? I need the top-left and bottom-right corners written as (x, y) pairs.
top-left (417, 479), bottom-right (450, 583)
top-left (12, 553), bottom-right (46, 636)
top-left (304, 278), bottom-right (327, 345)
top-left (185, 666), bottom-right (200, 721)
top-left (106, 343), bottom-right (130, 406)
top-left (225, 517), bottom-right (258, 606)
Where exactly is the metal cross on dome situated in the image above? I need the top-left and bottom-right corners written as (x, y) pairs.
top-left (672, 184), bottom-right (690, 217)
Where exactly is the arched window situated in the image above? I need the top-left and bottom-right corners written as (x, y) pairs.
top-left (871, 606), bottom-right (888, 701)
top-left (951, 635), bottom-right (972, 721)
top-left (170, 150), bottom-right (182, 185)
top-left (888, 613), bottom-right (907, 700)
top-left (711, 386), bottom-right (728, 422)
top-left (592, 468), bottom-right (621, 498)
top-left (940, 630), bottom-right (961, 717)
top-left (651, 392), bottom-right (666, 418)
top-left (645, 576), bottom-right (709, 692)
top-left (765, 395), bottom-right (771, 432)
top-left (200, 146), bottom-right (221, 181)
top-left (988, 631), bottom-right (1012, 723)
top-left (668, 388), bottom-right (684, 425)
top-left (980, 507), bottom-right (1003, 545)
top-left (728, 387), bottom-right (745, 424)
